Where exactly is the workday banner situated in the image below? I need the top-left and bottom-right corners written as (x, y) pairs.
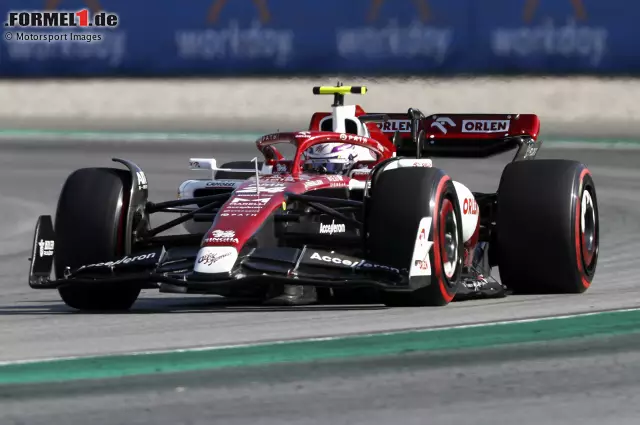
top-left (471, 0), bottom-right (636, 73)
top-left (0, 0), bottom-right (638, 77)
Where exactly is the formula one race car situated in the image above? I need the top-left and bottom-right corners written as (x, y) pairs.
top-left (28, 84), bottom-right (599, 311)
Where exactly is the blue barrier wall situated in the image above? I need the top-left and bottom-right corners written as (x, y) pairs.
top-left (0, 0), bottom-right (636, 76)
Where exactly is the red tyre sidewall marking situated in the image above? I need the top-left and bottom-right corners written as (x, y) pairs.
top-left (574, 168), bottom-right (591, 289)
top-left (432, 176), bottom-right (455, 303)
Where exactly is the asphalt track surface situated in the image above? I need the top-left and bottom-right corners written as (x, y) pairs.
top-left (0, 139), bottom-right (639, 423)
top-left (3, 334), bottom-right (640, 425)
top-left (1, 140), bottom-right (639, 361)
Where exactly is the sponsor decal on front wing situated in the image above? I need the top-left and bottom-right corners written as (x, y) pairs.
top-left (77, 252), bottom-right (157, 270)
top-left (307, 252), bottom-right (400, 274)
top-left (410, 217), bottom-right (434, 277)
top-left (37, 239), bottom-right (54, 257)
top-left (197, 251), bottom-right (232, 266)
top-left (194, 247), bottom-right (238, 274)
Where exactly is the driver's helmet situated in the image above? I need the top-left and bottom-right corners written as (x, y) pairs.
top-left (303, 143), bottom-right (376, 174)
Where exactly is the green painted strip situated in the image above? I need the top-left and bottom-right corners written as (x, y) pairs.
top-left (2, 309), bottom-right (640, 385)
top-left (0, 128), bottom-right (638, 147)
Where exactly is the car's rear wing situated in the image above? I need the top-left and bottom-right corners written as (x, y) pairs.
top-left (374, 110), bottom-right (542, 161)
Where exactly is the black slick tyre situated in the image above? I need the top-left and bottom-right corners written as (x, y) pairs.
top-left (215, 161), bottom-right (264, 180)
top-left (366, 167), bottom-right (464, 306)
top-left (54, 167), bottom-right (141, 311)
top-left (496, 160), bottom-right (599, 294)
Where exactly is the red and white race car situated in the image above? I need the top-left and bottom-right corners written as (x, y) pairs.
top-left (28, 83), bottom-right (599, 310)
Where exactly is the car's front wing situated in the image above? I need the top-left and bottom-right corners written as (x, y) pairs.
top-left (28, 215), bottom-right (503, 300)
top-left (29, 245), bottom-right (413, 294)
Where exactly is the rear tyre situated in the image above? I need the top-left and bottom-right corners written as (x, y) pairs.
top-left (54, 167), bottom-right (141, 311)
top-left (496, 160), bottom-right (599, 294)
top-left (215, 161), bottom-right (264, 180)
top-left (366, 167), bottom-right (463, 307)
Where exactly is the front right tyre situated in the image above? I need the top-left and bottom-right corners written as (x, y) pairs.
top-left (365, 167), bottom-right (464, 307)
top-left (54, 167), bottom-right (141, 311)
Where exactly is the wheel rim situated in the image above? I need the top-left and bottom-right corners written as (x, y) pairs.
top-left (439, 198), bottom-right (459, 279)
top-left (580, 188), bottom-right (597, 270)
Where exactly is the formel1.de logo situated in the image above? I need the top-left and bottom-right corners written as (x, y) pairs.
top-left (2, 0), bottom-right (127, 67)
top-left (5, 0), bottom-right (118, 28)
